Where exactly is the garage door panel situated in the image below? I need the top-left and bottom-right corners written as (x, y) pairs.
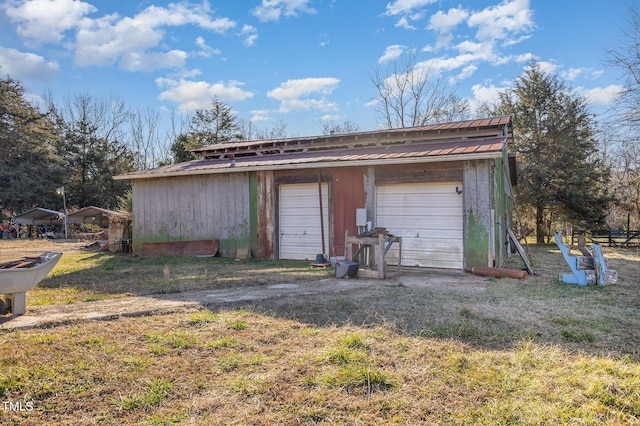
top-left (279, 183), bottom-right (329, 260)
top-left (376, 181), bottom-right (463, 269)
top-left (376, 215), bottom-right (462, 231)
top-left (396, 238), bottom-right (463, 251)
top-left (378, 196), bottom-right (459, 209)
top-left (280, 207), bottom-right (329, 217)
top-left (378, 207), bottom-right (461, 218)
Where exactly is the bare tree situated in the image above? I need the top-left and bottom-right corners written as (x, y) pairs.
top-left (371, 52), bottom-right (469, 129)
top-left (320, 120), bottom-right (361, 135)
top-left (58, 93), bottom-right (130, 142)
top-left (129, 106), bottom-right (177, 169)
top-left (607, 3), bottom-right (640, 125)
top-left (238, 118), bottom-right (289, 140)
top-left (606, 2), bottom-right (640, 229)
top-left (49, 93), bottom-right (134, 209)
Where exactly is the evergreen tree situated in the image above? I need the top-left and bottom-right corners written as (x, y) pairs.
top-left (170, 133), bottom-right (200, 163)
top-left (171, 98), bottom-right (242, 163)
top-left (190, 98), bottom-right (242, 145)
top-left (0, 76), bottom-right (64, 215)
top-left (170, 98), bottom-right (242, 163)
top-left (493, 62), bottom-right (610, 243)
top-left (50, 94), bottom-right (134, 210)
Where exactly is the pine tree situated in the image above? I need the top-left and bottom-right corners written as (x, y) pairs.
top-left (494, 62), bottom-right (610, 243)
top-left (0, 76), bottom-right (64, 215)
top-left (170, 98), bottom-right (242, 163)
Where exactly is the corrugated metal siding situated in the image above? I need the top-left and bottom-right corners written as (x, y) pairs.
top-left (279, 183), bottom-right (329, 260)
top-left (376, 181), bottom-right (464, 269)
top-left (132, 173), bottom-right (251, 256)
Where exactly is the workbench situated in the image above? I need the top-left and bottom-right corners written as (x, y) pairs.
top-left (345, 229), bottom-right (402, 279)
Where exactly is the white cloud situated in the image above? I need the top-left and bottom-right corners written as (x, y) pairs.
top-left (561, 67), bottom-right (583, 81)
top-left (515, 53), bottom-right (536, 63)
top-left (5, 0), bottom-right (96, 43)
top-left (472, 83), bottom-right (505, 105)
top-left (130, 3), bottom-right (235, 33)
top-left (6, 1), bottom-right (239, 72)
top-left (419, 55), bottom-right (476, 74)
top-left (239, 25), bottom-right (258, 47)
top-left (0, 46), bottom-right (59, 80)
top-left (252, 0), bottom-right (315, 22)
top-left (72, 2), bottom-right (236, 70)
top-left (468, 83), bottom-right (507, 113)
top-left (384, 0), bottom-right (437, 16)
top-left (454, 64), bottom-right (478, 82)
top-left (268, 77), bottom-right (340, 113)
top-left (467, 0), bottom-right (534, 42)
top-left (120, 50), bottom-right (188, 72)
top-left (385, 0), bottom-right (437, 29)
top-left (251, 109), bottom-right (271, 122)
top-left (195, 36), bottom-right (221, 58)
top-left (156, 78), bottom-right (254, 111)
top-left (428, 7), bottom-right (469, 34)
top-left (408, 0), bottom-right (534, 82)
top-left (378, 45), bottom-right (406, 63)
top-left (456, 40), bottom-right (495, 59)
top-left (395, 16), bottom-right (416, 30)
top-left (537, 60), bottom-right (558, 75)
top-left (581, 85), bottom-right (624, 106)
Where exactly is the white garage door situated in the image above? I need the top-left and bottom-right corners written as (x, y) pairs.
top-left (279, 183), bottom-right (329, 260)
top-left (376, 181), bottom-right (463, 269)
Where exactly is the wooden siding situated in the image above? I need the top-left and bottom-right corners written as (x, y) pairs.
top-left (256, 171), bottom-right (275, 259)
top-left (463, 159), bottom-right (493, 269)
top-left (332, 167), bottom-right (366, 256)
top-left (132, 173), bottom-right (251, 257)
top-left (375, 162), bottom-right (464, 185)
top-left (493, 148), bottom-right (513, 267)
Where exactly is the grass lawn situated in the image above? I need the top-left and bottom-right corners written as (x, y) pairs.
top-left (0, 240), bottom-right (639, 425)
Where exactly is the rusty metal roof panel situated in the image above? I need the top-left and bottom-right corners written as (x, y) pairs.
top-left (116, 136), bottom-right (507, 180)
top-left (191, 116), bottom-right (512, 157)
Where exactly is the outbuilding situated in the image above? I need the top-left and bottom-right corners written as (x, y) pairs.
top-left (114, 116), bottom-right (516, 271)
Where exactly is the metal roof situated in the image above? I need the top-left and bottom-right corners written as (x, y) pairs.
top-left (67, 206), bottom-right (126, 227)
top-left (116, 135), bottom-right (507, 180)
top-left (191, 116), bottom-right (512, 160)
top-left (13, 208), bottom-right (63, 225)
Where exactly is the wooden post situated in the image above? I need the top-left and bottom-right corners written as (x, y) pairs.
top-left (378, 233), bottom-right (385, 279)
top-left (397, 236), bottom-right (402, 274)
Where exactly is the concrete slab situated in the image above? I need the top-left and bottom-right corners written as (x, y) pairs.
top-left (0, 271), bottom-right (489, 330)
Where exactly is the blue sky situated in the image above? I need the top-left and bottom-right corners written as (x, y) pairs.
top-left (0, 0), bottom-right (629, 137)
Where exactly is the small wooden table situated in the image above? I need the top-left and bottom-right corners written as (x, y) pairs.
top-left (345, 230), bottom-right (402, 279)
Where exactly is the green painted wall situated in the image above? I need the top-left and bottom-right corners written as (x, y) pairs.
top-left (462, 150), bottom-right (514, 269)
top-left (463, 159), bottom-right (493, 269)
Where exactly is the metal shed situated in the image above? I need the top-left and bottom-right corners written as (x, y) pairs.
top-left (13, 208), bottom-right (63, 225)
top-left (67, 206), bottom-right (126, 227)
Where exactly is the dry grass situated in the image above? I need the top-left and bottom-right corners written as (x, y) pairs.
top-left (0, 239), bottom-right (639, 424)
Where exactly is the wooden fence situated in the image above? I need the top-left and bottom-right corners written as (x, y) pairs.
top-left (571, 229), bottom-right (640, 247)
